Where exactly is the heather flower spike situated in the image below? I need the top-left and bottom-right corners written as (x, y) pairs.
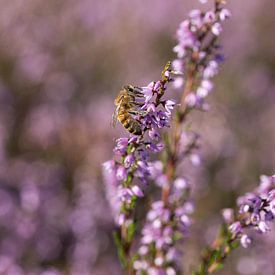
top-left (102, 0), bottom-right (274, 274)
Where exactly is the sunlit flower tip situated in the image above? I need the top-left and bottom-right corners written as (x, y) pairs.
top-left (174, 178), bottom-right (188, 190)
top-left (229, 221), bottom-right (242, 235)
top-left (222, 208), bottom-right (234, 224)
top-left (240, 234), bottom-right (251, 248)
top-left (190, 154), bottom-right (201, 166)
top-left (258, 221), bottom-right (270, 233)
top-left (242, 204), bottom-right (250, 213)
top-left (198, 0), bottom-right (208, 3)
top-left (164, 70), bottom-right (171, 79)
top-left (185, 93), bottom-right (197, 107)
top-left (211, 22), bottom-right (223, 36)
top-left (116, 166), bottom-right (127, 181)
top-left (219, 9), bottom-right (231, 21)
top-left (131, 185), bottom-right (144, 197)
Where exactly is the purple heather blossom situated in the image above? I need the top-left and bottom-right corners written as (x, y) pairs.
top-left (172, 0), bottom-right (231, 115)
top-left (103, 65), bottom-right (176, 225)
top-left (134, 178), bottom-right (194, 273)
top-left (224, 175), bottom-right (275, 248)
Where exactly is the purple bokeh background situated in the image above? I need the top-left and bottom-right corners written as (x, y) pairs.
top-left (0, 0), bottom-right (274, 274)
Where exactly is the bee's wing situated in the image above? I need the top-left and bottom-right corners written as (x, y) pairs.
top-left (112, 106), bottom-right (119, 127)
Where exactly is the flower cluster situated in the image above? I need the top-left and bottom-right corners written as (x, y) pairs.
top-left (173, 0), bottom-right (231, 109)
top-left (103, 65), bottom-right (175, 225)
top-left (134, 177), bottom-right (194, 274)
top-left (223, 175), bottom-right (275, 248)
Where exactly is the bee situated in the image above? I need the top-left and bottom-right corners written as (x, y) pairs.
top-left (113, 85), bottom-right (144, 135)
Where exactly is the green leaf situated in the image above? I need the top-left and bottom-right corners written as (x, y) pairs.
top-left (231, 239), bottom-right (240, 249)
top-left (113, 231), bottom-right (127, 268)
top-left (126, 221), bottom-right (136, 243)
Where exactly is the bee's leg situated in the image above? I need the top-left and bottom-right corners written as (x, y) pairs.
top-left (129, 101), bottom-right (144, 107)
top-left (128, 110), bottom-right (147, 116)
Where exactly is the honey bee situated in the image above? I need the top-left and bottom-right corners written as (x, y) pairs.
top-left (113, 85), bottom-right (144, 135)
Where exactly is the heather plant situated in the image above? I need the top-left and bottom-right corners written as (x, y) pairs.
top-left (103, 0), bottom-right (274, 274)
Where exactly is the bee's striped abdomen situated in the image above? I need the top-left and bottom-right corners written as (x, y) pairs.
top-left (118, 111), bottom-right (142, 135)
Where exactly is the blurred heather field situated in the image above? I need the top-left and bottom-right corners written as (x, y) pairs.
top-left (0, 0), bottom-right (274, 275)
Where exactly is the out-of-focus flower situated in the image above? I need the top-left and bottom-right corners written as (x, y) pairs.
top-left (224, 175), bottom-right (275, 247)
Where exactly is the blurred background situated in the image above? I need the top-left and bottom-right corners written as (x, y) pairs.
top-left (0, 0), bottom-right (274, 274)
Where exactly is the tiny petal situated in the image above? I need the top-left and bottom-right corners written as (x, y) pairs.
top-left (118, 213), bottom-right (126, 226)
top-left (219, 9), bottom-right (231, 21)
top-left (190, 154), bottom-right (201, 166)
top-left (229, 221), bottom-right (242, 235)
top-left (197, 86), bottom-right (209, 98)
top-left (203, 11), bottom-right (215, 24)
top-left (149, 128), bottom-right (160, 140)
top-left (211, 22), bottom-right (222, 36)
top-left (240, 234), bottom-right (251, 248)
top-left (165, 100), bottom-right (176, 115)
top-left (124, 154), bottom-right (135, 168)
top-left (116, 166), bottom-right (127, 181)
top-left (154, 257), bottom-right (164, 267)
top-left (166, 267), bottom-right (176, 275)
top-left (173, 77), bottom-right (184, 89)
top-left (138, 246), bottom-right (149, 255)
top-left (174, 178), bottom-right (188, 190)
top-left (131, 185), bottom-right (144, 198)
top-left (185, 93), bottom-right (197, 107)
top-left (258, 221), bottom-right (270, 233)
top-left (222, 208), bottom-right (234, 224)
top-left (102, 160), bottom-right (115, 171)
